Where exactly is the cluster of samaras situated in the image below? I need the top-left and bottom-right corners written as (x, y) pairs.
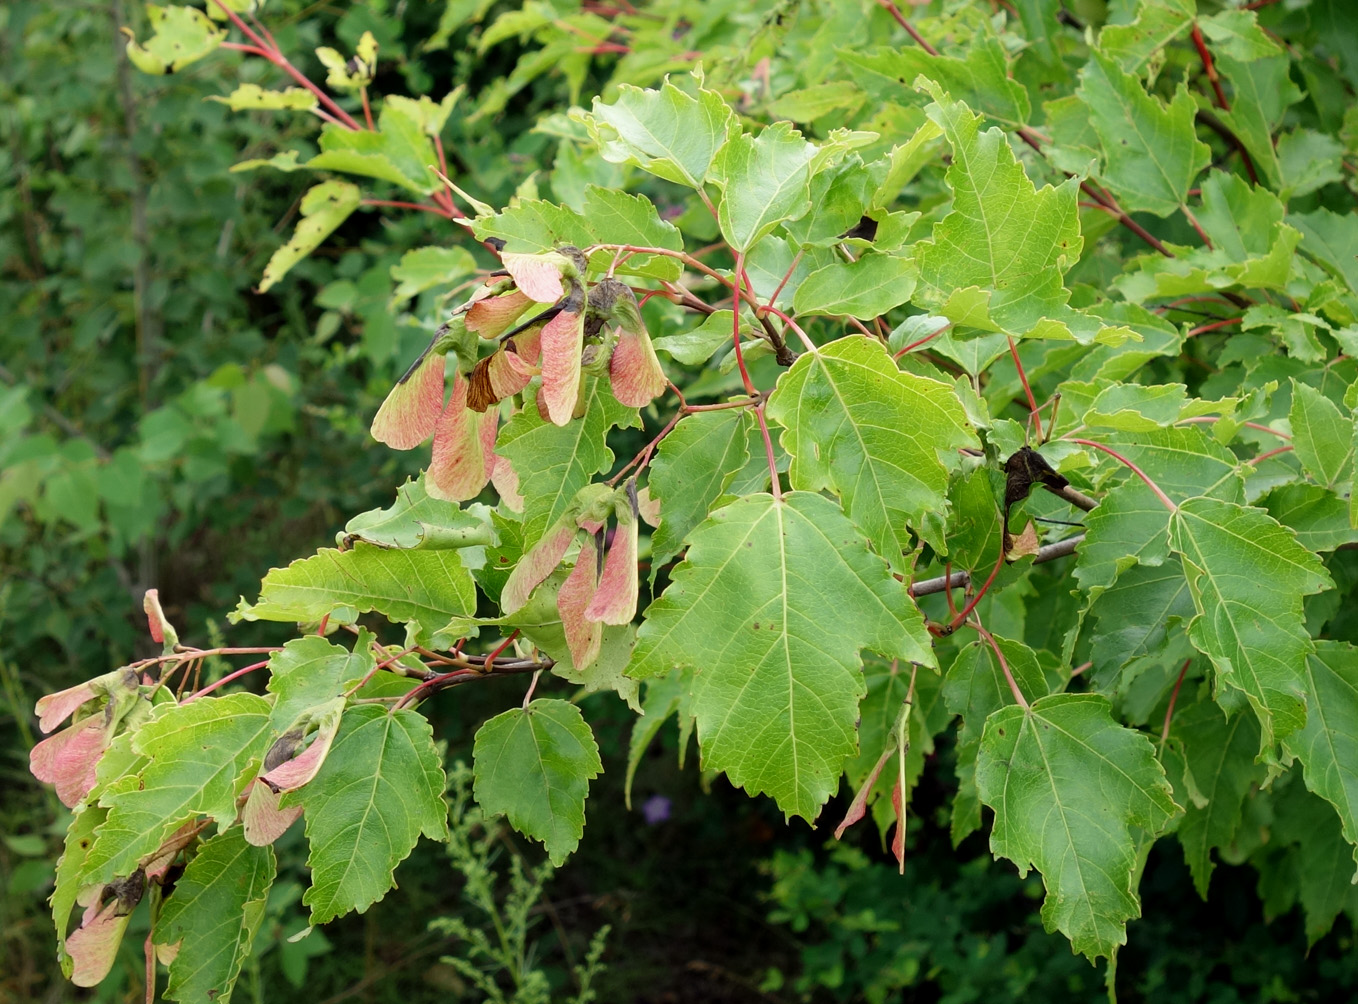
top-left (370, 244), bottom-right (666, 502)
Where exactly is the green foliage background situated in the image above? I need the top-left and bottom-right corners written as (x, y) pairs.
top-left (4, 0), bottom-right (1358, 1001)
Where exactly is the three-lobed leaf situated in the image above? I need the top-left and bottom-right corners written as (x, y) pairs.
top-left (976, 694), bottom-right (1180, 961)
top-left (630, 492), bottom-right (934, 821)
top-left (285, 706), bottom-right (447, 925)
top-left (1169, 497), bottom-right (1332, 754)
top-left (766, 336), bottom-right (974, 563)
top-left (472, 698), bottom-right (602, 864)
top-left (710, 121), bottom-right (817, 253)
top-left (153, 828), bottom-right (275, 1004)
top-left (82, 695), bottom-right (274, 886)
top-left (912, 85), bottom-right (1081, 335)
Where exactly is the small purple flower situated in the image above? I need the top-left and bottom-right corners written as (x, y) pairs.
top-left (641, 794), bottom-right (671, 825)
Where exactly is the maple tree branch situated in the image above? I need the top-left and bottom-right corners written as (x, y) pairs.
top-left (392, 653), bottom-right (554, 710)
top-left (759, 304), bottom-right (817, 353)
top-left (910, 534), bottom-right (1083, 597)
top-left (209, 0), bottom-right (362, 131)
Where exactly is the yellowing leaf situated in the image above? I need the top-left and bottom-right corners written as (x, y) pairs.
top-left (258, 182), bottom-right (361, 293)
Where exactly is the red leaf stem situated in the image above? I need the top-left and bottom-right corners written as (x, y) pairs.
top-left (1006, 335), bottom-right (1043, 441)
top-left (1067, 439), bottom-right (1177, 511)
top-left (1190, 24), bottom-right (1229, 110)
top-left (755, 404), bottom-right (782, 502)
top-left (874, 0), bottom-right (939, 55)
top-left (970, 621), bottom-right (1029, 709)
top-left (183, 660), bottom-right (271, 703)
top-left (1159, 658), bottom-right (1194, 753)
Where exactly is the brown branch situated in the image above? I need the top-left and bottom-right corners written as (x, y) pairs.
top-left (910, 534), bottom-right (1083, 597)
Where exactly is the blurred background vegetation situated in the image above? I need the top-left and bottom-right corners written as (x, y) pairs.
top-left (2, 1), bottom-right (1357, 1001)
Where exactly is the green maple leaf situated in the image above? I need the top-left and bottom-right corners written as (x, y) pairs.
top-left (1088, 560), bottom-right (1193, 682)
top-left (710, 121), bottom-right (817, 253)
top-left (845, 660), bottom-right (949, 839)
top-left (389, 247), bottom-right (477, 305)
top-left (1104, 427), bottom-right (1243, 502)
top-left (309, 99), bottom-right (440, 194)
top-left (1096, 0), bottom-right (1193, 72)
top-left (1290, 208), bottom-right (1358, 298)
top-left (266, 636), bottom-right (373, 729)
top-left (1076, 50), bottom-right (1210, 217)
top-left (1074, 481), bottom-right (1173, 593)
top-left (232, 544), bottom-right (477, 648)
top-left (840, 34), bottom-right (1030, 127)
top-left (1217, 54), bottom-right (1302, 191)
top-left (153, 828), bottom-right (275, 1004)
top-left (976, 693), bottom-right (1180, 961)
top-left (1261, 484), bottom-right (1358, 552)
top-left (630, 492), bottom-right (934, 821)
top-left (911, 84), bottom-right (1082, 336)
top-left (285, 706), bottom-right (447, 925)
top-left (1115, 173), bottom-right (1302, 301)
top-left (1199, 9), bottom-right (1279, 61)
top-left (472, 698), bottom-right (603, 864)
top-left (82, 694), bottom-right (275, 885)
top-left (123, 5), bottom-right (225, 75)
top-left (1169, 497), bottom-right (1333, 754)
top-left (208, 84), bottom-right (317, 112)
top-left (791, 254), bottom-right (918, 318)
top-left (1290, 380), bottom-right (1355, 489)
top-left (624, 669), bottom-right (695, 809)
top-left (496, 379), bottom-right (639, 547)
top-left (339, 476), bottom-right (493, 551)
top-left (648, 409), bottom-right (752, 578)
top-left (1284, 641), bottom-right (1358, 877)
top-left (1267, 778), bottom-right (1358, 945)
top-left (1169, 696), bottom-right (1266, 898)
top-left (765, 336), bottom-right (974, 563)
top-left (471, 187), bottom-right (684, 281)
top-left (585, 79), bottom-right (738, 190)
top-left (943, 636), bottom-right (1056, 846)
